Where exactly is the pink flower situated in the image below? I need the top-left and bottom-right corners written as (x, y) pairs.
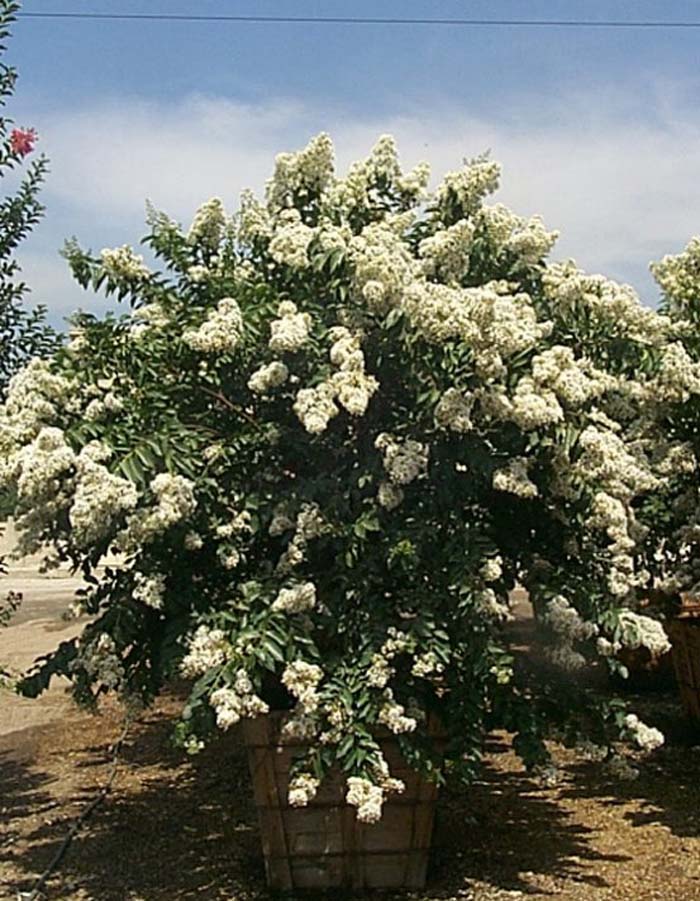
top-left (10, 127), bottom-right (38, 157)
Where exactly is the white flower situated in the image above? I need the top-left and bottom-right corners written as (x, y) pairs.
top-left (288, 773), bottom-right (320, 807)
top-left (624, 713), bottom-right (665, 752)
top-left (181, 626), bottom-right (229, 677)
top-left (492, 458), bottom-right (538, 498)
top-left (480, 556), bottom-right (503, 583)
top-left (434, 388), bottom-right (474, 433)
top-left (184, 531), bottom-right (204, 551)
top-left (269, 301), bottom-right (311, 353)
top-left (209, 670), bottom-right (269, 731)
top-left (272, 582), bottom-right (317, 614)
top-left (282, 660), bottom-right (323, 711)
top-left (544, 596), bottom-right (598, 642)
top-left (187, 197), bottom-right (227, 249)
top-left (183, 297), bottom-right (244, 354)
top-left (101, 245), bottom-right (150, 281)
top-left (345, 777), bottom-right (386, 824)
top-left (133, 572), bottom-right (166, 610)
top-left (377, 698), bottom-right (417, 734)
top-left (69, 445), bottom-right (138, 547)
top-left (377, 481), bottom-right (404, 510)
top-left (119, 473), bottom-right (196, 551)
top-left (268, 209), bottom-right (314, 269)
top-left (434, 157), bottom-right (501, 215)
top-left (375, 433), bottom-right (429, 486)
top-left (617, 611), bottom-right (671, 657)
top-left (248, 360), bottom-right (289, 394)
top-left (293, 383), bottom-right (338, 434)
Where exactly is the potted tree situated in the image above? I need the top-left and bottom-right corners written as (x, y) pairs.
top-left (0, 134), bottom-right (675, 889)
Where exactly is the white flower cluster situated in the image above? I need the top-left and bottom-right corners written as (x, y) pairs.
top-left (411, 651), bottom-right (444, 679)
top-left (477, 588), bottom-right (513, 621)
top-left (530, 346), bottom-right (615, 408)
top-left (434, 157), bottom-right (501, 216)
top-left (350, 222), bottom-right (419, 314)
top-left (377, 480), bottom-right (404, 511)
top-left (543, 262), bottom-right (672, 346)
top-left (272, 581), bottom-right (317, 614)
top-left (84, 392), bottom-right (123, 422)
top-left (434, 387), bottom-right (474, 433)
top-left (650, 235), bottom-right (700, 314)
top-left (345, 777), bottom-right (385, 824)
top-left (617, 610), bottom-right (671, 658)
top-left (0, 359), bottom-right (73, 447)
top-left (248, 360), bottom-right (289, 394)
top-left (119, 473), bottom-right (196, 551)
top-left (653, 342), bottom-right (700, 404)
top-left (288, 773), bottom-right (320, 808)
top-left (129, 302), bottom-right (170, 340)
top-left (345, 757), bottom-right (405, 824)
top-left (375, 433), bottom-right (429, 486)
top-left (237, 188), bottom-right (272, 244)
top-left (181, 625), bottom-right (230, 678)
top-left (327, 327), bottom-right (379, 417)
top-left (266, 132), bottom-right (335, 211)
top-left (419, 219), bottom-right (475, 282)
top-left (275, 503), bottom-right (325, 574)
top-left (268, 208), bottom-right (314, 269)
top-left (187, 197), bottom-right (227, 249)
top-left (480, 556), bottom-right (503, 583)
top-left (545, 595), bottom-right (598, 642)
top-left (367, 628), bottom-right (411, 688)
top-left (327, 134), bottom-right (429, 219)
top-left (292, 328), bottom-right (379, 433)
top-left (215, 510), bottom-right (252, 539)
top-left (183, 297), bottom-right (244, 354)
top-left (624, 713), bottom-right (665, 752)
top-left (476, 204), bottom-right (558, 265)
top-left (543, 595), bottom-right (598, 672)
top-left (492, 458), bottom-right (538, 498)
top-left (101, 245), bottom-right (151, 281)
top-left (402, 280), bottom-right (551, 382)
top-left (377, 693), bottom-right (417, 734)
top-left (133, 572), bottom-right (166, 610)
top-left (6, 426), bottom-right (76, 554)
top-left (70, 443), bottom-right (138, 547)
top-left (269, 301), bottom-right (311, 353)
top-left (293, 383), bottom-right (338, 434)
top-left (281, 660), bottom-right (323, 712)
top-left (209, 670), bottom-right (269, 730)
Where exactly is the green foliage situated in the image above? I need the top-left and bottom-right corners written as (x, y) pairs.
top-left (0, 0), bottom-right (59, 400)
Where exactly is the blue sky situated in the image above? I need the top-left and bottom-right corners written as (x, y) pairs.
top-left (8, 0), bottom-right (700, 324)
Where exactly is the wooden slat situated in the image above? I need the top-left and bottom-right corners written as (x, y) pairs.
top-left (243, 714), bottom-right (440, 889)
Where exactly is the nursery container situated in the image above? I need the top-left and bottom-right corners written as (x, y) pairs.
top-left (242, 714), bottom-right (441, 890)
top-left (670, 609), bottom-right (700, 720)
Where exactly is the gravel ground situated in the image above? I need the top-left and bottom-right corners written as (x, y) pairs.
top-left (1, 689), bottom-right (699, 901)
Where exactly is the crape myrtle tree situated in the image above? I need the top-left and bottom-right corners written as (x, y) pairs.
top-left (625, 238), bottom-right (700, 608)
top-left (0, 134), bottom-right (678, 822)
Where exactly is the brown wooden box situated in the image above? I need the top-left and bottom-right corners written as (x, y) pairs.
top-left (242, 714), bottom-right (440, 890)
top-left (670, 616), bottom-right (700, 720)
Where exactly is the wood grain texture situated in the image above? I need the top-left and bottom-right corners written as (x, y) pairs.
top-left (242, 713), bottom-right (440, 889)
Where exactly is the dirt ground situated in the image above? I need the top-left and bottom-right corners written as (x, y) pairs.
top-left (2, 527), bottom-right (700, 900)
top-left (1, 690), bottom-right (700, 901)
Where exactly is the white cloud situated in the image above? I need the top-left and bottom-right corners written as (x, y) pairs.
top-left (19, 87), bottom-right (700, 319)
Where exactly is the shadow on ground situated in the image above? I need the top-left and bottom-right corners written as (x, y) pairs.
top-left (1, 689), bottom-right (699, 900)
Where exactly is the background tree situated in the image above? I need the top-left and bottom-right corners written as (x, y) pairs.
top-left (0, 0), bottom-right (57, 404)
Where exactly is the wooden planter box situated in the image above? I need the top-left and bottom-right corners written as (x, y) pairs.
top-left (670, 614), bottom-right (700, 720)
top-left (242, 714), bottom-right (440, 890)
